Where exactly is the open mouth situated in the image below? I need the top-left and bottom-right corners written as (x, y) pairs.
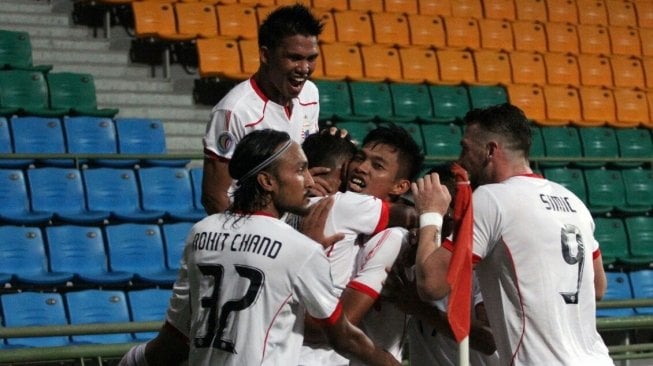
top-left (349, 176), bottom-right (366, 191)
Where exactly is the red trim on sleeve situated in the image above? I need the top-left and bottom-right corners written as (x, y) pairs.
top-left (372, 201), bottom-right (390, 235)
top-left (347, 280), bottom-right (380, 300)
top-left (593, 248), bottom-right (601, 260)
top-left (314, 301), bottom-right (343, 327)
top-left (441, 238), bottom-right (455, 252)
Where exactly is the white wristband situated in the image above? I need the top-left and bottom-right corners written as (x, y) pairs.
top-left (420, 212), bottom-right (443, 230)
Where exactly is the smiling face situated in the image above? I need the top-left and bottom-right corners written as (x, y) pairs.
top-left (258, 34), bottom-right (319, 106)
top-left (346, 143), bottom-right (407, 201)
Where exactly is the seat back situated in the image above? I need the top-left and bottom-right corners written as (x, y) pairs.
top-left (512, 20), bottom-right (547, 52)
top-left (539, 126), bottom-right (582, 166)
top-left (65, 290), bottom-right (133, 344)
top-left (359, 44), bottom-right (402, 82)
top-left (577, 86), bottom-right (615, 126)
top-left (443, 16), bottom-right (480, 49)
top-left (584, 168), bottom-right (627, 213)
top-left (483, 0), bottom-right (515, 20)
top-left (0, 30), bottom-right (33, 69)
top-left (612, 88), bottom-right (650, 128)
top-left (216, 4), bottom-right (257, 39)
top-left (577, 54), bottom-right (613, 87)
top-left (28, 167), bottom-right (88, 215)
top-left (349, 81), bottom-right (393, 121)
top-left (398, 46), bottom-right (439, 84)
top-left (478, 18), bottom-right (513, 50)
top-left (333, 10), bottom-right (373, 45)
top-left (418, 0), bottom-right (452, 16)
top-left (371, 12), bottom-right (410, 46)
top-left (625, 216), bottom-right (653, 259)
top-left (0, 70), bottom-right (51, 112)
top-left (436, 48), bottom-right (476, 84)
top-left (472, 49), bottom-right (512, 85)
top-left (319, 42), bottom-right (363, 80)
top-left (174, 2), bottom-right (218, 38)
top-left (83, 168), bottom-right (143, 214)
top-left (611, 56), bottom-right (645, 89)
top-left (543, 85), bottom-right (581, 124)
top-left (114, 117), bottom-right (168, 154)
top-left (1, 292), bottom-right (69, 347)
top-left (544, 53), bottom-right (580, 86)
top-left (349, 0), bottom-right (384, 12)
top-left (630, 270), bottom-right (653, 314)
top-left (47, 72), bottom-right (99, 112)
top-left (508, 51), bottom-right (546, 85)
top-left (162, 222), bottom-right (194, 270)
top-left (196, 37), bottom-right (244, 79)
top-left (385, 0), bottom-right (419, 14)
top-left (238, 39), bottom-right (260, 77)
top-left (467, 85), bottom-right (508, 110)
top-left (615, 128), bottom-right (653, 161)
top-left (407, 14), bottom-right (446, 48)
top-left (313, 79), bottom-right (353, 120)
top-left (137, 167), bottom-right (195, 213)
top-left (0, 226), bottom-right (49, 279)
top-left (609, 26), bottom-right (641, 56)
top-left (429, 85), bottom-right (470, 122)
top-left (451, 0), bottom-right (482, 18)
top-left (578, 127), bottom-right (619, 165)
top-left (0, 169), bottom-right (31, 217)
top-left (606, 0), bottom-right (637, 26)
top-left (105, 223), bottom-right (167, 274)
top-left (593, 217), bottom-right (628, 265)
top-left (597, 272), bottom-right (635, 317)
top-left (333, 121), bottom-right (377, 146)
top-left (11, 116), bottom-right (65, 155)
top-left (63, 116), bottom-right (117, 155)
top-left (547, 0), bottom-right (579, 23)
top-left (545, 22), bottom-right (579, 54)
top-left (529, 125), bottom-right (545, 160)
top-left (577, 24), bottom-right (611, 55)
top-left (621, 168), bottom-right (653, 209)
top-left (45, 225), bottom-right (109, 277)
top-left (421, 123), bottom-right (462, 160)
top-left (577, 0), bottom-right (609, 25)
top-left (542, 168), bottom-right (588, 203)
top-left (127, 289), bottom-right (172, 341)
top-left (390, 83), bottom-right (434, 122)
top-left (189, 166), bottom-right (203, 210)
top-left (507, 83), bottom-right (546, 122)
top-left (515, 0), bottom-right (547, 21)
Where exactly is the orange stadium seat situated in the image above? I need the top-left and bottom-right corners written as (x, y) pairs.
top-left (371, 12), bottom-right (410, 46)
top-left (611, 56), bottom-right (646, 89)
top-left (174, 2), bottom-right (218, 38)
top-left (512, 20), bottom-right (547, 53)
top-left (216, 4), bottom-right (258, 39)
top-left (515, 0), bottom-right (548, 22)
top-left (312, 0), bottom-right (348, 11)
top-left (408, 14), bottom-right (446, 48)
top-left (612, 88), bottom-right (650, 128)
top-left (418, 0), bottom-right (452, 16)
top-left (577, 86), bottom-right (615, 126)
top-left (436, 48), bottom-right (476, 84)
top-left (577, 54), bottom-right (613, 87)
top-left (577, 0), bottom-right (609, 25)
top-left (319, 42), bottom-right (364, 80)
top-left (546, 0), bottom-right (579, 24)
top-left (473, 49), bottom-right (512, 85)
top-left (545, 22), bottom-right (579, 55)
top-left (398, 46), bottom-right (440, 84)
top-left (483, 0), bottom-right (516, 20)
top-left (641, 29), bottom-right (653, 57)
top-left (360, 44), bottom-right (403, 82)
top-left (313, 9), bottom-right (336, 43)
top-left (605, 0), bottom-right (637, 26)
top-left (609, 26), bottom-right (642, 56)
top-left (333, 10), bottom-right (374, 45)
top-left (643, 57), bottom-right (653, 89)
top-left (275, 0), bottom-right (310, 5)
top-left (509, 50), bottom-right (546, 85)
top-left (238, 39), bottom-right (259, 76)
top-left (196, 37), bottom-right (246, 79)
top-left (238, 0), bottom-right (274, 5)
top-left (478, 19), bottom-right (514, 51)
top-left (450, 0), bottom-right (483, 18)
top-left (132, 2), bottom-right (194, 40)
top-left (443, 16), bottom-right (480, 49)
top-left (577, 24), bottom-right (611, 55)
top-left (544, 52), bottom-right (580, 86)
top-left (349, 0), bottom-right (384, 12)
top-left (543, 85), bottom-right (582, 124)
top-left (634, 1), bottom-right (653, 28)
top-left (507, 83), bottom-right (546, 122)
top-left (647, 92), bottom-right (653, 128)
top-left (385, 0), bottom-right (419, 14)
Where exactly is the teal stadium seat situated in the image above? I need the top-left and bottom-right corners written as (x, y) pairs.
top-left (389, 83), bottom-right (437, 123)
top-left (620, 168), bottom-right (653, 213)
top-left (429, 85), bottom-right (470, 122)
top-left (349, 81), bottom-right (394, 121)
top-left (577, 126), bottom-right (619, 168)
top-left (467, 85), bottom-right (508, 110)
top-left (314, 80), bottom-right (355, 121)
top-left (0, 30), bottom-right (52, 72)
top-left (0, 70), bottom-right (65, 117)
top-left (624, 216), bottom-right (653, 266)
top-left (422, 124), bottom-right (462, 164)
top-left (615, 128), bottom-right (653, 167)
top-left (583, 168), bottom-right (627, 215)
top-left (543, 167), bottom-right (588, 205)
top-left (539, 126), bottom-right (582, 167)
top-left (334, 121), bottom-right (377, 146)
top-left (46, 72), bottom-right (119, 117)
top-left (593, 217), bottom-right (628, 267)
top-left (529, 125), bottom-right (545, 161)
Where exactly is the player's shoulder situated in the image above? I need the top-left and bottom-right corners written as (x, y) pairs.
top-left (299, 80), bottom-right (319, 98)
top-left (212, 79), bottom-right (260, 111)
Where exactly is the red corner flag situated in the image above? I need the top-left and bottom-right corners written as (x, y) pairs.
top-left (447, 163), bottom-right (474, 344)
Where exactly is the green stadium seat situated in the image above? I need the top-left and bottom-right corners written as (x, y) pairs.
top-left (389, 83), bottom-right (436, 123)
top-left (620, 168), bottom-right (653, 213)
top-left (378, 121), bottom-right (424, 152)
top-left (334, 121), bottom-right (377, 146)
top-left (467, 85), bottom-right (508, 110)
top-left (594, 217), bottom-right (628, 267)
top-left (615, 128), bottom-right (653, 167)
top-left (529, 125), bottom-right (545, 161)
top-left (583, 168), bottom-right (627, 215)
top-left (314, 80), bottom-right (355, 121)
top-left (543, 167), bottom-right (588, 204)
top-left (577, 127), bottom-right (619, 168)
top-left (624, 216), bottom-right (653, 266)
top-left (46, 72), bottom-right (119, 118)
top-left (0, 70), bottom-right (65, 117)
top-left (421, 123), bottom-right (462, 163)
top-left (349, 81), bottom-right (393, 122)
top-left (0, 30), bottom-right (52, 72)
top-left (539, 126), bottom-right (582, 167)
top-left (428, 85), bottom-right (470, 123)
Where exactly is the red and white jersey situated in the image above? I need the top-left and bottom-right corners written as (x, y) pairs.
top-left (465, 175), bottom-right (611, 365)
top-left (169, 212), bottom-right (342, 366)
top-left (203, 77), bottom-right (319, 160)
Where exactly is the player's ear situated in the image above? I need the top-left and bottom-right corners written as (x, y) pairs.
top-left (257, 171), bottom-right (276, 192)
top-left (259, 46), bottom-right (269, 66)
top-left (391, 178), bottom-right (411, 197)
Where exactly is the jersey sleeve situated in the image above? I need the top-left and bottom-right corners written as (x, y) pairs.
top-left (294, 248), bottom-right (342, 325)
top-left (165, 233), bottom-right (194, 337)
top-left (471, 187), bottom-right (502, 260)
top-left (330, 192), bottom-right (389, 236)
top-left (203, 109), bottom-right (246, 160)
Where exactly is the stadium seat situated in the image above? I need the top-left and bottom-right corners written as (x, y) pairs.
top-left (429, 85), bottom-right (470, 123)
top-left (418, 0), bottom-right (452, 16)
top-left (105, 223), bottom-right (178, 284)
top-left (450, 0), bottom-right (483, 18)
top-left (0, 226), bottom-right (73, 286)
top-left (313, 79), bottom-right (355, 121)
top-left (127, 289), bottom-right (172, 341)
top-left (421, 123), bottom-right (462, 163)
top-left (643, 57), bottom-right (653, 89)
top-left (647, 91), bottom-right (653, 129)
top-left (482, 0), bottom-right (515, 20)
top-left (333, 10), bottom-right (373, 45)
top-left (539, 126), bottom-right (582, 167)
top-left (545, 23), bottom-right (579, 55)
top-left (0, 292), bottom-right (69, 347)
top-left (624, 216), bottom-right (653, 266)
top-left (27, 167), bottom-right (110, 225)
top-left (189, 166), bottom-right (204, 211)
top-left (390, 83), bottom-right (436, 123)
top-left (507, 84), bottom-right (546, 122)
top-left (397, 46), bottom-right (439, 84)
top-left (615, 128), bottom-right (653, 165)
top-left (10, 116), bottom-right (70, 167)
top-left (83, 168), bottom-right (165, 222)
top-left (546, 0), bottom-right (579, 24)
top-left (132, 1), bottom-right (195, 40)
top-left (577, 24), bottom-right (611, 55)
top-left (605, 0), bottom-right (637, 26)
top-left (577, 126), bottom-right (619, 167)
top-left (512, 20), bottom-right (547, 53)
top-left (467, 85), bottom-right (508, 110)
top-left (436, 49), bottom-right (476, 84)
top-left (443, 16), bottom-right (480, 49)
top-left (349, 0), bottom-right (384, 12)
top-left (385, 0), bottom-right (419, 14)
top-left (238, 39), bottom-right (259, 77)
top-left (508, 51), bottom-right (546, 85)
top-left (0, 169), bottom-right (52, 225)
top-left (515, 0), bottom-right (547, 21)
top-left (65, 290), bottom-right (133, 344)
top-left (407, 14), bottom-right (446, 48)
top-left (609, 26), bottom-right (641, 56)
top-left (174, 2), bottom-right (218, 38)
top-left (137, 167), bottom-right (206, 221)
top-left (46, 72), bottom-right (119, 118)
top-left (349, 81), bottom-right (394, 121)
top-left (46, 225), bottom-right (133, 285)
top-left (544, 53), bottom-right (580, 86)
top-left (63, 116), bottom-right (118, 167)
top-left (577, 86), bottom-right (615, 127)
top-left (620, 168), bottom-right (653, 213)
top-left (114, 117), bottom-right (190, 167)
top-left (312, 9), bottom-right (336, 43)
top-left (612, 88), bottom-right (650, 128)
top-left (318, 42), bottom-right (364, 81)
top-left (333, 121), bottom-right (377, 146)
top-left (371, 12), bottom-right (410, 46)
top-left (472, 49), bottom-right (512, 85)
top-left (478, 19), bottom-right (513, 51)
top-left (196, 37), bottom-right (247, 80)
top-left (359, 44), bottom-right (403, 83)
top-left (593, 217), bottom-right (628, 267)
top-left (577, 54), bottom-right (613, 87)
top-left (162, 222), bottom-right (193, 271)
top-left (577, 0), bottom-right (609, 25)
top-left (529, 125), bottom-right (545, 160)
top-left (0, 30), bottom-right (52, 72)
top-left (611, 56), bottom-right (646, 89)
top-left (0, 70), bottom-right (64, 117)
top-left (583, 168), bottom-right (627, 214)
top-left (312, 0), bottom-right (348, 11)
top-left (597, 272), bottom-right (636, 317)
top-left (629, 270), bottom-right (653, 314)
top-left (542, 167), bottom-right (588, 204)
top-left (635, 1), bottom-right (653, 28)
top-left (216, 4), bottom-right (258, 39)
top-left (0, 116), bottom-right (11, 156)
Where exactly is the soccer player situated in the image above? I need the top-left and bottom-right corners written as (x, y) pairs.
top-left (202, 4), bottom-right (323, 214)
top-left (411, 103), bottom-right (613, 365)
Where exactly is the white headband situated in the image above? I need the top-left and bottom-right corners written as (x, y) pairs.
top-left (237, 139), bottom-right (293, 185)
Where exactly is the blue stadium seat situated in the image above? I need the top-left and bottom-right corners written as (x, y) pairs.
top-left (596, 272), bottom-right (636, 317)
top-left (137, 167), bottom-right (206, 222)
top-left (65, 290), bottom-right (133, 344)
top-left (83, 168), bottom-right (165, 223)
top-left (114, 118), bottom-right (189, 167)
top-left (189, 166), bottom-right (204, 211)
top-left (62, 116), bottom-right (118, 167)
top-left (105, 223), bottom-right (177, 285)
top-left (0, 116), bottom-right (29, 168)
top-left (0, 226), bottom-right (73, 286)
top-left (0, 292), bottom-right (70, 347)
top-left (162, 222), bottom-right (193, 271)
top-left (127, 288), bottom-right (172, 341)
top-left (27, 167), bottom-right (110, 224)
top-left (629, 270), bottom-right (653, 315)
top-left (45, 225), bottom-right (133, 285)
top-left (0, 169), bottom-right (52, 225)
top-left (11, 116), bottom-right (71, 167)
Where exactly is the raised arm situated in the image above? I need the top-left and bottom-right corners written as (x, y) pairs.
top-left (201, 157), bottom-right (232, 214)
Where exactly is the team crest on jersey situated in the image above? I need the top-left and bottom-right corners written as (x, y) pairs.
top-left (217, 132), bottom-right (235, 155)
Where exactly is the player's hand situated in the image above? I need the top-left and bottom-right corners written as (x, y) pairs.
top-left (322, 126), bottom-right (348, 138)
top-left (308, 166), bottom-right (334, 197)
top-left (411, 173), bottom-right (452, 216)
top-left (300, 195), bottom-right (344, 248)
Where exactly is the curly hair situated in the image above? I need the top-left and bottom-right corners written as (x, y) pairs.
top-left (258, 4), bottom-right (324, 50)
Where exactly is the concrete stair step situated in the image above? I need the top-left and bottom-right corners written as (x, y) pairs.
top-left (1, 24), bottom-right (91, 39)
top-left (166, 136), bottom-right (204, 154)
top-left (117, 106), bottom-right (211, 122)
top-left (0, 1), bottom-right (53, 14)
top-left (31, 37), bottom-right (111, 51)
top-left (32, 49), bottom-right (128, 65)
top-left (0, 12), bottom-right (70, 27)
top-left (49, 62), bottom-right (152, 78)
top-left (93, 77), bottom-right (175, 93)
top-left (97, 92), bottom-right (194, 107)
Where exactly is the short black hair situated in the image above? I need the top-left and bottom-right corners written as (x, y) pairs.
top-left (258, 4), bottom-right (323, 50)
top-left (302, 131), bottom-right (356, 169)
top-left (362, 124), bottom-right (424, 182)
top-left (463, 103), bottom-right (532, 158)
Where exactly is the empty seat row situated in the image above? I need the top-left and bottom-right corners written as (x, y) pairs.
top-left (599, 270), bottom-right (653, 318)
top-left (0, 166), bottom-right (205, 225)
top-left (598, 217), bottom-right (653, 269)
top-left (0, 29), bottom-right (52, 72)
top-left (0, 223), bottom-right (192, 287)
top-left (1, 288), bottom-right (171, 347)
top-left (0, 116), bottom-right (188, 169)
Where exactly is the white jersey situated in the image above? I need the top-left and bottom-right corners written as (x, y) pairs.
top-left (203, 77), bottom-right (319, 161)
top-left (466, 175), bottom-right (612, 365)
top-left (168, 213), bottom-right (341, 366)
